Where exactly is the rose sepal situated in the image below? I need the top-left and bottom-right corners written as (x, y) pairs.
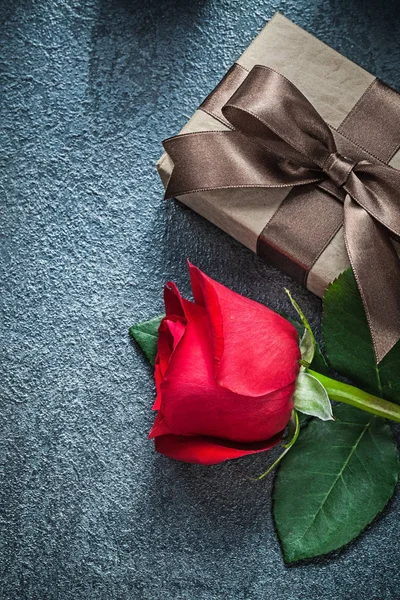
top-left (250, 410), bottom-right (300, 481)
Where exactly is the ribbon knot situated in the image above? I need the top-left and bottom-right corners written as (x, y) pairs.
top-left (323, 152), bottom-right (357, 187)
top-left (163, 65), bottom-right (400, 362)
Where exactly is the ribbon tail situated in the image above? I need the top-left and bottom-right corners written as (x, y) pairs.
top-left (344, 195), bottom-right (400, 362)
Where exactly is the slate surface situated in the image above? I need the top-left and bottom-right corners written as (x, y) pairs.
top-left (1, 1), bottom-right (400, 599)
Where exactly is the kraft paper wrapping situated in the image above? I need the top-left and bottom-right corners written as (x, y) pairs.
top-left (157, 13), bottom-right (400, 298)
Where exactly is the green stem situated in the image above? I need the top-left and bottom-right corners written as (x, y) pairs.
top-left (307, 369), bottom-right (400, 423)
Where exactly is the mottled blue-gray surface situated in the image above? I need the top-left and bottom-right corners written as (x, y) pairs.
top-left (1, 1), bottom-right (400, 598)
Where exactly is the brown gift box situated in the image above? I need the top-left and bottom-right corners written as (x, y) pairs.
top-left (157, 13), bottom-right (400, 300)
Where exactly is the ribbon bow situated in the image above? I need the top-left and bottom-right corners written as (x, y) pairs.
top-left (163, 66), bottom-right (400, 362)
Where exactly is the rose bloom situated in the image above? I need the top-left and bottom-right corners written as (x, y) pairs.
top-left (149, 264), bottom-right (301, 465)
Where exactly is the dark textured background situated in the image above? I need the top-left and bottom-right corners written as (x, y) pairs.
top-left (2, 1), bottom-right (400, 598)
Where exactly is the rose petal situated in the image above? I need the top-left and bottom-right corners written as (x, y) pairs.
top-left (153, 357), bottom-right (163, 410)
top-left (154, 431), bottom-right (283, 465)
top-left (164, 282), bottom-right (186, 319)
top-left (153, 316), bottom-right (186, 410)
top-left (166, 318), bottom-right (186, 351)
top-left (149, 412), bottom-right (172, 438)
top-left (188, 263), bottom-right (300, 397)
top-left (188, 263), bottom-right (224, 367)
top-left (160, 313), bottom-right (294, 442)
top-left (164, 280), bottom-right (204, 321)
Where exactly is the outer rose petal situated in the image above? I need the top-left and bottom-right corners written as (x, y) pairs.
top-left (188, 263), bottom-right (300, 397)
top-left (148, 412), bottom-right (172, 438)
top-left (154, 431), bottom-right (283, 465)
top-left (154, 280), bottom-right (206, 411)
top-left (160, 313), bottom-right (294, 443)
top-left (164, 281), bottom-right (186, 319)
top-left (164, 281), bottom-right (205, 322)
top-left (153, 316), bottom-right (185, 410)
top-left (153, 357), bottom-right (163, 410)
top-left (165, 319), bottom-right (186, 349)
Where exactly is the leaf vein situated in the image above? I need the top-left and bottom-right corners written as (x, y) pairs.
top-left (289, 418), bottom-right (373, 547)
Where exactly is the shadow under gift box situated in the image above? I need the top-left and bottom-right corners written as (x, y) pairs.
top-left (157, 13), bottom-right (400, 300)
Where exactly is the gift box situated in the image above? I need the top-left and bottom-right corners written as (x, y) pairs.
top-left (157, 13), bottom-right (400, 361)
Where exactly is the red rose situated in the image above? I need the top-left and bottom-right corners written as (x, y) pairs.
top-left (149, 264), bottom-right (301, 465)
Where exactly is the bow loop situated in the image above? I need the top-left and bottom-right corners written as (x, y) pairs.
top-left (345, 161), bottom-right (400, 236)
top-left (222, 65), bottom-right (335, 169)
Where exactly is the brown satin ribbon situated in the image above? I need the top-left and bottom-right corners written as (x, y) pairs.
top-left (200, 63), bottom-right (249, 129)
top-left (257, 127), bottom-right (382, 286)
top-left (163, 65), bottom-right (400, 362)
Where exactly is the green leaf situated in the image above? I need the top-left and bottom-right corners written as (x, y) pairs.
top-left (273, 404), bottom-right (399, 563)
top-left (294, 372), bottom-right (333, 421)
top-left (310, 343), bottom-right (330, 376)
top-left (322, 268), bottom-right (400, 404)
top-left (129, 315), bottom-right (164, 365)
